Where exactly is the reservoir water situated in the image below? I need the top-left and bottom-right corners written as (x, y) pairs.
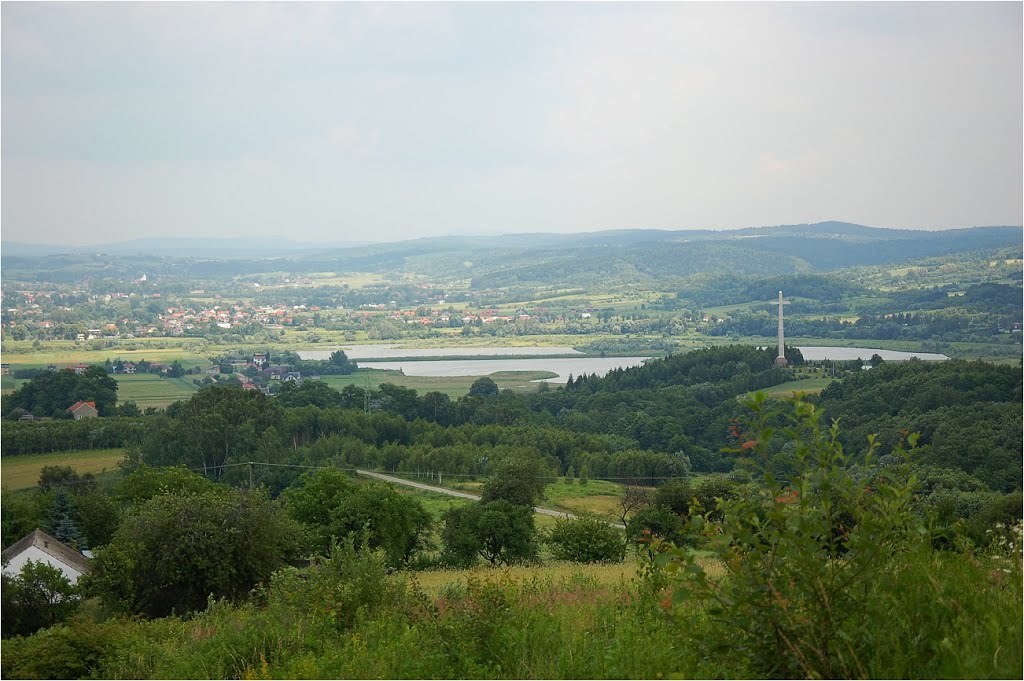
top-left (357, 357), bottom-right (651, 384)
top-left (796, 347), bottom-right (949, 361)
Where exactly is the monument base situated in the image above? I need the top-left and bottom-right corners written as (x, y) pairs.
top-left (774, 356), bottom-right (789, 368)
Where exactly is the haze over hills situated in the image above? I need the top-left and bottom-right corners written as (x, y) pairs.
top-left (2, 222), bottom-right (1020, 288)
top-left (0, 237), bottom-right (374, 258)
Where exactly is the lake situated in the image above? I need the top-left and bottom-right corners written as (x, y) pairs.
top-left (357, 357), bottom-right (652, 383)
top-left (796, 346), bottom-right (949, 361)
top-left (298, 344), bottom-right (583, 360)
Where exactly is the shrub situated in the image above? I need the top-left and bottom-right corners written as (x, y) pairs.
top-left (268, 538), bottom-right (408, 632)
top-left (651, 395), bottom-right (923, 678)
top-left (0, 617), bottom-right (148, 679)
top-left (544, 516), bottom-right (625, 563)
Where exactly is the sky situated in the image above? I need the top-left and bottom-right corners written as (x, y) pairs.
top-left (2, 2), bottom-right (1022, 246)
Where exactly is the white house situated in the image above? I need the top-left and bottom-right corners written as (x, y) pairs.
top-left (1, 529), bottom-right (91, 585)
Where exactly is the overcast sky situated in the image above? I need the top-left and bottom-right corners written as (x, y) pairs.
top-left (2, 2), bottom-right (1021, 246)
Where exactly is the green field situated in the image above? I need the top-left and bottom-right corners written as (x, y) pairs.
top-left (114, 374), bottom-right (199, 407)
top-left (1, 376), bottom-right (27, 393)
top-left (0, 448), bottom-right (126, 491)
top-left (320, 370), bottom-right (557, 398)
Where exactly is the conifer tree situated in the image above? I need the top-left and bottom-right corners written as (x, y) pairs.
top-left (47, 488), bottom-right (86, 550)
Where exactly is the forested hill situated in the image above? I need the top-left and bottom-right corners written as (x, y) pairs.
top-left (558, 345), bottom-right (801, 393)
top-left (817, 360), bottom-right (1022, 492)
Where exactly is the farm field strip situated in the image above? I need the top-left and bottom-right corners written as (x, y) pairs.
top-left (114, 374), bottom-right (199, 407)
top-left (1, 448), bottom-right (126, 490)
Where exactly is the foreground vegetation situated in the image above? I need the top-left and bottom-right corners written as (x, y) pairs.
top-left (2, 397), bottom-right (1020, 679)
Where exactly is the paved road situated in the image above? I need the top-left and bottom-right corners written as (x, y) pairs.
top-left (356, 469), bottom-right (626, 529)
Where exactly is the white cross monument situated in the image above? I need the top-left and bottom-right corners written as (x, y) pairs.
top-left (773, 290), bottom-right (789, 367)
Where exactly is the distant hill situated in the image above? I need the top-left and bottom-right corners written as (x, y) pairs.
top-left (3, 223), bottom-right (1020, 286)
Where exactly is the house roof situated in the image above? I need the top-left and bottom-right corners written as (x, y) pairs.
top-left (67, 401), bottom-right (97, 413)
top-left (1, 528), bottom-right (91, 575)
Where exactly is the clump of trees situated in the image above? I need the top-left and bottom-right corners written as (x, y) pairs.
top-left (282, 468), bottom-right (431, 567)
top-left (2, 366), bottom-right (118, 419)
top-left (441, 456), bottom-right (547, 566)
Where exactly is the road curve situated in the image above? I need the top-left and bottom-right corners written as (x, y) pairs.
top-left (356, 469), bottom-right (625, 530)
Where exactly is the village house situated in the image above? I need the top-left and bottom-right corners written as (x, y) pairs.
top-left (67, 401), bottom-right (98, 419)
top-left (2, 529), bottom-right (91, 585)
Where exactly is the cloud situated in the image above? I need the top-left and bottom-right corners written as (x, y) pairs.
top-left (1, 3), bottom-right (1020, 244)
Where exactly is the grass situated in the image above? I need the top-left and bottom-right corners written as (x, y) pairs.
top-left (392, 487), bottom-right (473, 522)
top-left (320, 370), bottom-right (556, 398)
top-left (542, 479), bottom-right (625, 521)
top-left (114, 374), bottom-right (199, 407)
top-left (0, 448), bottom-right (126, 491)
top-left (408, 560), bottom-right (643, 596)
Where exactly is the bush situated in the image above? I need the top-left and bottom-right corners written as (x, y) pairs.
top-left (0, 619), bottom-right (132, 679)
top-left (267, 538), bottom-right (407, 632)
top-left (544, 516), bottom-right (625, 563)
top-left (651, 395), bottom-right (923, 678)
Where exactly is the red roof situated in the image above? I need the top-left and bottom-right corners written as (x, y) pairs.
top-left (67, 401), bottom-right (97, 412)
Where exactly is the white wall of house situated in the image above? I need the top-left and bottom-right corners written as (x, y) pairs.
top-left (2, 548), bottom-right (84, 584)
